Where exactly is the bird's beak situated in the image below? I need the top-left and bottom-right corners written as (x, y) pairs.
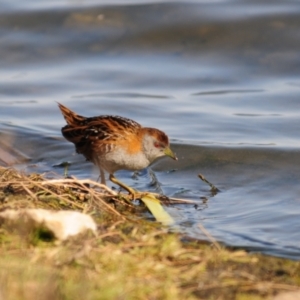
top-left (164, 146), bottom-right (178, 161)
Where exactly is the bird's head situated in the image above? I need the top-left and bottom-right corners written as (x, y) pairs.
top-left (142, 128), bottom-right (177, 164)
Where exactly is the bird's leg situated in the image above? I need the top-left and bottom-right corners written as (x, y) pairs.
top-left (109, 174), bottom-right (136, 200)
top-left (100, 168), bottom-right (106, 185)
top-left (96, 168), bottom-right (106, 184)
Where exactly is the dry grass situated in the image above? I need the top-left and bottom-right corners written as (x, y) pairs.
top-left (0, 166), bottom-right (300, 300)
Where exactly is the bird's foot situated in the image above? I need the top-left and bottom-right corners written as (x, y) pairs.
top-left (109, 174), bottom-right (136, 200)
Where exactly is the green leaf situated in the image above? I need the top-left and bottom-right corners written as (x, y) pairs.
top-left (140, 194), bottom-right (174, 226)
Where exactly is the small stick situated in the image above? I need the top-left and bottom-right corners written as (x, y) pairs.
top-left (63, 162), bottom-right (70, 178)
top-left (28, 179), bottom-right (85, 210)
top-left (198, 223), bottom-right (222, 251)
top-left (198, 174), bottom-right (220, 193)
top-left (158, 195), bottom-right (198, 204)
top-left (20, 182), bottom-right (38, 202)
top-left (41, 178), bottom-right (117, 195)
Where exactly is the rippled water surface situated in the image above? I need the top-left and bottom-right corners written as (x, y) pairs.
top-left (1, 0), bottom-right (300, 260)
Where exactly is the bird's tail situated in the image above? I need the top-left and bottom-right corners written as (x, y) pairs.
top-left (57, 102), bottom-right (86, 126)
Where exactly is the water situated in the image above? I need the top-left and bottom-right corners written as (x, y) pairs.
top-left (1, 0), bottom-right (300, 260)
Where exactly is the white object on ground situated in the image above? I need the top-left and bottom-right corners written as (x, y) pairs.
top-left (0, 208), bottom-right (97, 241)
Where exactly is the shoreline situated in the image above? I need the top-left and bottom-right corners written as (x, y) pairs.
top-left (0, 166), bottom-right (299, 299)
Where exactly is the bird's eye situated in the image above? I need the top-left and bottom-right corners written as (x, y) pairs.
top-left (154, 142), bottom-right (160, 148)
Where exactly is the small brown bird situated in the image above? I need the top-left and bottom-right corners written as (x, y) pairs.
top-left (58, 103), bottom-right (177, 194)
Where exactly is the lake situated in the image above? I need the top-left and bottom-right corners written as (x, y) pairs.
top-left (1, 0), bottom-right (300, 260)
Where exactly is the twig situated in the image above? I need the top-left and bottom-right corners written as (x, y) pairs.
top-left (198, 223), bottom-right (221, 251)
top-left (41, 178), bottom-right (117, 195)
top-left (28, 179), bottom-right (85, 210)
top-left (20, 182), bottom-right (38, 202)
top-left (42, 178), bottom-right (125, 218)
top-left (198, 174), bottom-right (220, 193)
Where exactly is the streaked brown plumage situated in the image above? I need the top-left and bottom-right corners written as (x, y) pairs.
top-left (58, 103), bottom-right (177, 191)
